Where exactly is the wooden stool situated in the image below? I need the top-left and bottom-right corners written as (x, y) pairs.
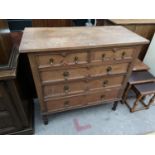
top-left (123, 71), bottom-right (155, 101)
top-left (123, 71), bottom-right (155, 112)
top-left (112, 59), bottom-right (150, 111)
top-left (127, 82), bottom-right (155, 112)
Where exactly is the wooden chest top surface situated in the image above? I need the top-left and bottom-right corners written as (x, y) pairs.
top-left (19, 26), bottom-right (149, 53)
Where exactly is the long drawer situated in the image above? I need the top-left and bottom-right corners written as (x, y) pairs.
top-left (46, 87), bottom-right (121, 113)
top-left (40, 62), bottom-right (129, 83)
top-left (43, 75), bottom-right (125, 98)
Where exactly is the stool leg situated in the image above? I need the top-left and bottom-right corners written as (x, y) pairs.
top-left (142, 96), bottom-right (146, 101)
top-left (131, 95), bottom-right (143, 112)
top-left (123, 84), bottom-right (131, 104)
top-left (147, 94), bottom-right (155, 108)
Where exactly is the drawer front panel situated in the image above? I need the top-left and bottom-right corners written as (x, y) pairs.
top-left (44, 81), bottom-right (87, 98)
top-left (46, 87), bottom-right (121, 112)
top-left (40, 67), bottom-right (88, 83)
top-left (89, 75), bottom-right (124, 91)
top-left (114, 48), bottom-right (134, 60)
top-left (44, 75), bottom-right (124, 98)
top-left (91, 47), bottom-right (134, 63)
top-left (91, 49), bottom-right (114, 62)
top-left (37, 52), bottom-right (88, 68)
top-left (89, 63), bottom-right (129, 77)
top-left (46, 95), bottom-right (85, 112)
top-left (86, 88), bottom-right (120, 104)
top-left (40, 63), bottom-right (129, 83)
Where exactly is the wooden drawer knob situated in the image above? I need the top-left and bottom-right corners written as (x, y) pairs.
top-left (63, 71), bottom-right (69, 78)
top-left (64, 85), bottom-right (69, 93)
top-left (100, 95), bottom-right (105, 100)
top-left (74, 56), bottom-right (79, 64)
top-left (112, 49), bottom-right (116, 53)
top-left (102, 80), bottom-right (108, 87)
top-left (122, 51), bottom-right (126, 58)
top-left (64, 101), bottom-right (70, 107)
top-left (61, 52), bottom-right (67, 57)
top-left (49, 58), bottom-right (54, 64)
top-left (106, 66), bottom-right (112, 73)
top-left (102, 54), bottom-right (105, 61)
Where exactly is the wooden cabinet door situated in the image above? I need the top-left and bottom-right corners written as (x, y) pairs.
top-left (0, 82), bottom-right (22, 134)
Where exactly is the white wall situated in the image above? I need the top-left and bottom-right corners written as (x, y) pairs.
top-left (144, 33), bottom-right (155, 76)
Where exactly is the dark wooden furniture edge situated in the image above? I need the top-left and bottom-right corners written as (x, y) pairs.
top-left (10, 99), bottom-right (34, 135)
top-left (0, 46), bottom-right (18, 70)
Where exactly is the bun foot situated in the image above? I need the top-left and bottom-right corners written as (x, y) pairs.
top-left (112, 101), bottom-right (118, 111)
top-left (42, 115), bottom-right (48, 125)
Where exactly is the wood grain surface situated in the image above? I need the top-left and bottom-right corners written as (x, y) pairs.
top-left (19, 26), bottom-right (149, 53)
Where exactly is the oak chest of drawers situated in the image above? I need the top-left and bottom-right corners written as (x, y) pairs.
top-left (19, 26), bottom-right (149, 124)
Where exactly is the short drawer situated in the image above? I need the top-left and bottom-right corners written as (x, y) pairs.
top-left (36, 51), bottom-right (88, 68)
top-left (44, 80), bottom-right (87, 98)
top-left (89, 63), bottom-right (129, 77)
top-left (114, 47), bottom-right (134, 60)
top-left (40, 67), bottom-right (88, 83)
top-left (91, 48), bottom-right (114, 62)
top-left (89, 75), bottom-right (124, 91)
top-left (46, 95), bottom-right (85, 112)
top-left (86, 87), bottom-right (120, 104)
top-left (91, 47), bottom-right (134, 63)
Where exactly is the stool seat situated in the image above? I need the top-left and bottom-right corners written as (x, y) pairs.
top-left (133, 59), bottom-right (150, 71)
top-left (133, 82), bottom-right (155, 95)
top-left (129, 71), bottom-right (155, 84)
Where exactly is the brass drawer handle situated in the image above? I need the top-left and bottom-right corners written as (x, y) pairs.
top-left (49, 58), bottom-right (54, 64)
top-left (112, 49), bottom-right (116, 53)
top-left (102, 80), bottom-right (108, 87)
top-left (100, 95), bottom-right (105, 100)
top-left (64, 85), bottom-right (69, 93)
top-left (102, 54), bottom-right (105, 61)
top-left (74, 56), bottom-right (79, 64)
top-left (106, 66), bottom-right (112, 73)
top-left (64, 101), bottom-right (70, 107)
top-left (63, 71), bottom-right (69, 78)
top-left (122, 51), bottom-right (126, 58)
